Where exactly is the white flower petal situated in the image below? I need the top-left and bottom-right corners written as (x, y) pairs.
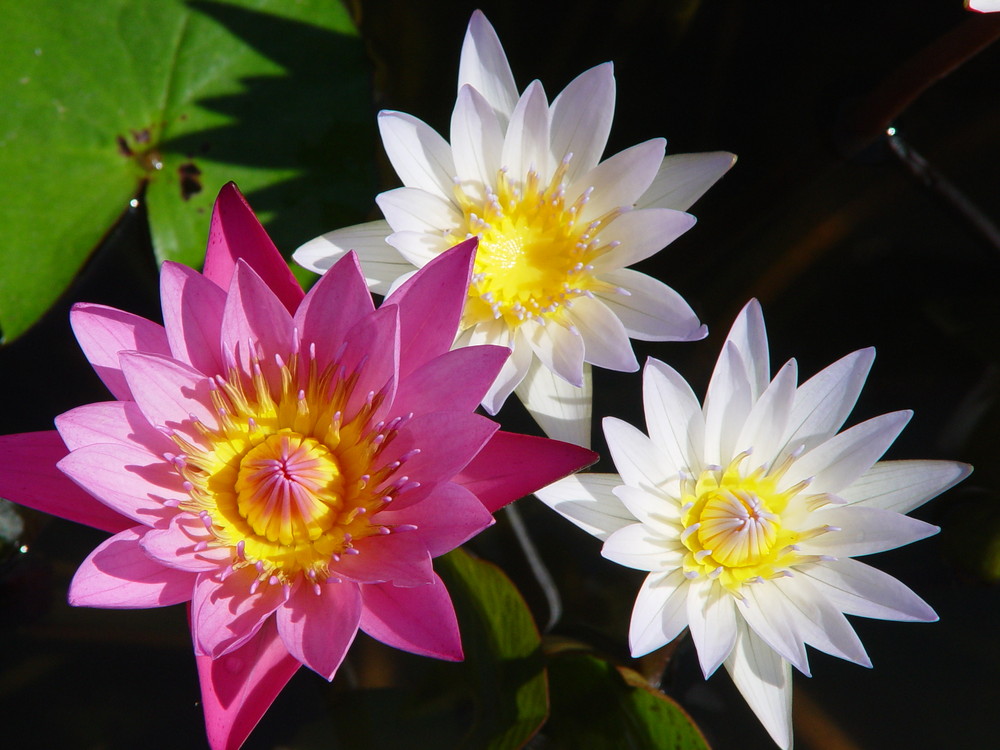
top-left (458, 10), bottom-right (519, 124)
top-left (736, 359), bottom-right (797, 467)
top-left (702, 342), bottom-right (753, 466)
top-left (780, 410), bottom-right (912, 495)
top-left (636, 151), bottom-right (737, 211)
top-left (596, 268), bottom-right (706, 342)
top-left (740, 584), bottom-right (811, 674)
top-left (801, 557), bottom-right (937, 622)
top-left (571, 139), bottom-right (665, 222)
top-left (642, 357), bottom-right (705, 476)
top-left (777, 348), bottom-right (875, 461)
top-left (481, 330), bottom-right (529, 414)
top-left (837, 459), bottom-right (972, 514)
top-left (603, 416), bottom-right (680, 492)
top-left (724, 621), bottom-right (793, 750)
top-left (612, 484), bottom-right (681, 532)
top-left (525, 320), bottom-right (586, 387)
top-left (591, 207), bottom-right (696, 272)
top-left (568, 296), bottom-right (638, 372)
top-left (451, 85), bottom-right (505, 195)
top-left (533, 473), bottom-right (632, 540)
top-left (292, 220), bottom-right (411, 295)
top-left (550, 62), bottom-right (616, 183)
top-left (515, 357), bottom-right (592, 447)
top-left (377, 111), bottom-right (456, 201)
top-left (804, 505), bottom-right (938, 557)
top-left (685, 581), bottom-right (737, 677)
top-left (629, 569), bottom-right (691, 657)
top-left (603, 523), bottom-right (683, 572)
top-left (377, 187), bottom-right (464, 235)
top-left (385, 230), bottom-right (453, 269)
top-left (722, 299), bottom-right (769, 400)
top-left (501, 80), bottom-right (553, 182)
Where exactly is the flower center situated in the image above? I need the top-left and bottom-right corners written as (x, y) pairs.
top-left (447, 158), bottom-right (624, 330)
top-left (678, 451), bottom-right (830, 596)
top-left (167, 346), bottom-right (420, 590)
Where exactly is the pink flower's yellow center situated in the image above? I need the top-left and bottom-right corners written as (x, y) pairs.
top-left (679, 452), bottom-right (837, 597)
top-left (446, 158), bottom-right (624, 331)
top-left (168, 347), bottom-right (418, 590)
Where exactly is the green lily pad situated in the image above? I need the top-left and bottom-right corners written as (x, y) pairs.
top-left (0, 0), bottom-right (374, 342)
top-left (543, 650), bottom-right (710, 749)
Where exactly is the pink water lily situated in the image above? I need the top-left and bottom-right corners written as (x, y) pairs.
top-left (0, 184), bottom-right (596, 750)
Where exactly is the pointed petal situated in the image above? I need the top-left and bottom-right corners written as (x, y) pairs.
top-left (451, 85), bottom-right (504, 193)
top-left (612, 484), bottom-right (680, 535)
top-left (70, 302), bottom-right (171, 400)
top-left (550, 62), bottom-right (615, 182)
top-left (458, 10), bottom-right (518, 123)
top-left (386, 230), bottom-right (452, 269)
top-left (294, 250), bottom-right (376, 369)
top-left (778, 348), bottom-right (875, 460)
top-left (455, 430), bottom-right (598, 513)
top-left (736, 359), bottom-right (798, 467)
top-left (501, 80), bottom-right (553, 180)
top-left (192, 567), bottom-right (286, 658)
top-left (58, 442), bottom-right (185, 525)
top-left (596, 268), bottom-right (706, 342)
top-left (533, 473), bottom-right (632, 541)
top-left (202, 183), bottom-right (303, 313)
top-left (338, 304), bottom-right (399, 422)
top-left (740, 584), bottom-right (810, 674)
top-left (393, 344), bottom-right (508, 417)
top-left (69, 527), bottom-right (194, 608)
top-left (801, 558), bottom-right (937, 622)
top-left (629, 569), bottom-right (691, 657)
top-left (724, 623), bottom-right (793, 750)
top-left (220, 261), bottom-right (295, 380)
top-left (378, 482), bottom-right (494, 557)
top-left (481, 329), bottom-right (529, 414)
top-left (604, 416), bottom-right (678, 493)
top-left (360, 574), bottom-right (463, 660)
top-left (685, 581), bottom-right (737, 677)
top-left (570, 296), bottom-right (638, 372)
top-left (119, 351), bottom-right (218, 441)
top-left (642, 357), bottom-right (705, 476)
top-left (377, 188), bottom-right (464, 237)
top-left (572, 139), bottom-right (665, 221)
top-left (724, 299), bottom-right (769, 398)
top-left (702, 342), bottom-right (753, 466)
top-left (197, 618), bottom-right (300, 750)
top-left (160, 261), bottom-right (227, 376)
top-left (378, 411), bottom-right (498, 487)
top-left (636, 152), bottom-right (737, 211)
top-left (806, 505), bottom-right (938, 557)
top-left (0, 431), bottom-right (131, 534)
top-left (591, 208), bottom-right (696, 271)
top-left (277, 582), bottom-right (361, 679)
top-left (140, 514), bottom-right (231, 572)
top-left (603, 523), bottom-right (681, 572)
top-left (515, 357), bottom-right (592, 447)
top-left (294, 220), bottom-right (410, 295)
top-left (780, 411), bottom-right (912, 495)
top-left (384, 238), bottom-right (476, 378)
top-left (525, 319), bottom-right (586, 387)
top-left (377, 112), bottom-right (456, 201)
top-left (56, 401), bottom-right (172, 455)
top-left (838, 459), bottom-right (972, 514)
top-left (334, 531), bottom-right (434, 586)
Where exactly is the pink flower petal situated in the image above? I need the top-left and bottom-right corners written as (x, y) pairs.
top-left (277, 582), bottom-right (362, 679)
top-left (57, 442), bottom-right (184, 525)
top-left (70, 302), bottom-right (171, 400)
top-left (293, 250), bottom-right (376, 371)
top-left (160, 260), bottom-right (227, 376)
top-left (334, 531), bottom-right (434, 586)
top-left (383, 238), bottom-right (477, 379)
top-left (455, 430), bottom-right (598, 513)
top-left (377, 482), bottom-right (494, 557)
top-left (69, 527), bottom-right (195, 608)
top-left (0, 431), bottom-right (131, 534)
top-left (202, 182), bottom-right (304, 314)
top-left (192, 567), bottom-right (286, 658)
top-left (55, 400), bottom-right (174, 455)
top-left (338, 304), bottom-right (400, 423)
top-left (220, 260), bottom-right (295, 381)
top-left (359, 573), bottom-right (463, 661)
top-left (196, 617), bottom-right (300, 750)
top-left (119, 351), bottom-right (218, 442)
top-left (141, 514), bottom-right (232, 572)
top-left (392, 345), bottom-right (509, 417)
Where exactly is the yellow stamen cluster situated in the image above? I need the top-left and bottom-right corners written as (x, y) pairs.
top-left (446, 158), bottom-right (625, 331)
top-left (678, 451), bottom-right (838, 598)
top-left (167, 345), bottom-right (418, 591)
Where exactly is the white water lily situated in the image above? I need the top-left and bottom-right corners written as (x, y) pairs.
top-left (294, 10), bottom-right (735, 447)
top-left (535, 299), bottom-right (970, 748)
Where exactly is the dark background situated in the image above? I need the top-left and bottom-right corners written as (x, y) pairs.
top-left (2, 1), bottom-right (998, 748)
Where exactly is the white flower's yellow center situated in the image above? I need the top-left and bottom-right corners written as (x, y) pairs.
top-left (447, 159), bottom-right (624, 330)
top-left (168, 348), bottom-right (418, 590)
top-left (679, 452), bottom-right (836, 597)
